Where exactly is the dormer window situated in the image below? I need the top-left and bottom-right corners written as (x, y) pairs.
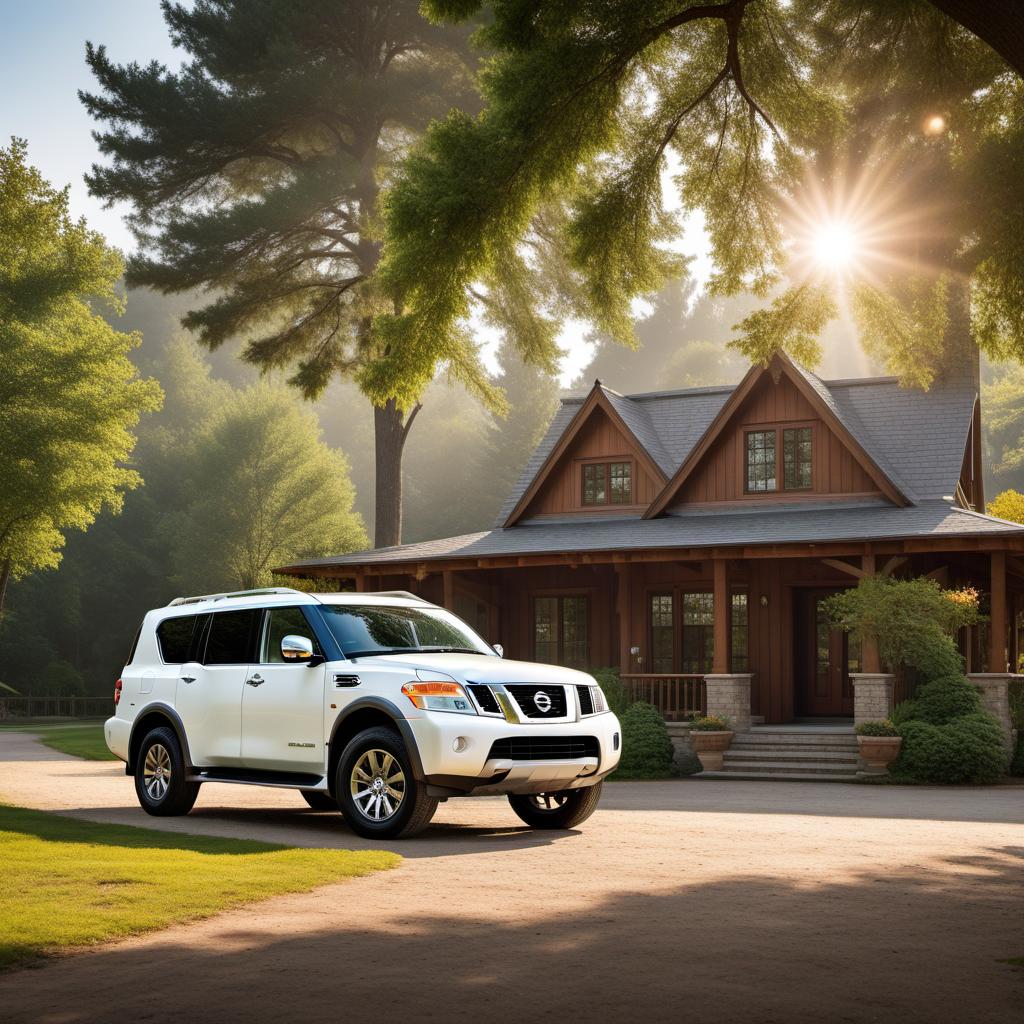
top-left (745, 426), bottom-right (813, 494)
top-left (582, 460), bottom-right (633, 506)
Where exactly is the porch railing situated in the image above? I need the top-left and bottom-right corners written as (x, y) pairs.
top-left (620, 674), bottom-right (706, 720)
top-left (0, 696), bottom-right (112, 720)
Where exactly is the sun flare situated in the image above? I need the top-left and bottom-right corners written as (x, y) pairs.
top-left (811, 220), bottom-right (859, 270)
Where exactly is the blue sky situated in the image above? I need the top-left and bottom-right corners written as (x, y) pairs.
top-left (1, 1), bottom-right (184, 252)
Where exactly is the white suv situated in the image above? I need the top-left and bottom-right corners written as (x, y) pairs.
top-left (106, 588), bottom-right (620, 838)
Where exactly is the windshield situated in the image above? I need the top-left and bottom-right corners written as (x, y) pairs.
top-left (319, 604), bottom-right (495, 659)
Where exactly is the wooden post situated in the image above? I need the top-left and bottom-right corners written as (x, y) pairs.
top-left (990, 550), bottom-right (1007, 673)
top-left (861, 553), bottom-right (882, 673)
top-left (713, 558), bottom-right (728, 674)
top-left (1011, 593), bottom-right (1020, 675)
top-left (354, 571), bottom-right (366, 593)
top-left (614, 563), bottom-right (633, 673)
top-left (442, 570), bottom-right (455, 611)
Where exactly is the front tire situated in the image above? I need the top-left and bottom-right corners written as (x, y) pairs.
top-left (508, 782), bottom-right (604, 830)
top-left (301, 790), bottom-right (338, 811)
top-left (336, 727), bottom-right (438, 839)
top-left (134, 726), bottom-right (200, 817)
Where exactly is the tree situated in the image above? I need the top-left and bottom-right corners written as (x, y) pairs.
top-left (0, 139), bottom-right (161, 617)
top-left (986, 490), bottom-right (1024, 525)
top-left (170, 383), bottom-right (368, 591)
top-left (81, 0), bottom-right (481, 548)
top-left (377, 0), bottom-right (1024, 394)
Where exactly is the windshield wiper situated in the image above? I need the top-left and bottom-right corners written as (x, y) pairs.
top-left (414, 646), bottom-right (485, 655)
top-left (343, 646), bottom-right (485, 658)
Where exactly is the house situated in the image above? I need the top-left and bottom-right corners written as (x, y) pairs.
top-left (280, 352), bottom-right (1021, 750)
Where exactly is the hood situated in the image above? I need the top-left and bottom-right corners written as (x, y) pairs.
top-left (342, 651), bottom-right (595, 686)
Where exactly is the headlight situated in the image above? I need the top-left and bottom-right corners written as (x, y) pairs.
top-left (401, 681), bottom-right (477, 715)
top-left (590, 686), bottom-right (609, 714)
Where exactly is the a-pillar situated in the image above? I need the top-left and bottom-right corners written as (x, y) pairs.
top-left (705, 557), bottom-right (753, 731)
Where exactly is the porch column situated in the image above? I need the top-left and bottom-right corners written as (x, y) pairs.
top-left (967, 673), bottom-right (1017, 763)
top-left (860, 553), bottom-right (882, 673)
top-left (705, 557), bottom-right (753, 732)
top-left (990, 550), bottom-right (1007, 673)
top-left (614, 563), bottom-right (634, 674)
top-left (713, 558), bottom-right (728, 674)
top-left (851, 674), bottom-right (895, 727)
top-left (442, 570), bottom-right (455, 611)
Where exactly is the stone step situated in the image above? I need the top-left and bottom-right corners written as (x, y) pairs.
top-left (718, 759), bottom-right (858, 776)
top-left (732, 734), bottom-right (856, 747)
top-left (697, 770), bottom-right (860, 783)
top-left (729, 741), bottom-right (859, 753)
top-left (725, 748), bottom-right (858, 763)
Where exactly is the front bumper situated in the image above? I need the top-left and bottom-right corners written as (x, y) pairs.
top-left (407, 709), bottom-right (621, 796)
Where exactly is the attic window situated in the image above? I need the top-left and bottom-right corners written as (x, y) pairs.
top-left (746, 425), bottom-right (813, 494)
top-left (582, 461), bottom-right (632, 506)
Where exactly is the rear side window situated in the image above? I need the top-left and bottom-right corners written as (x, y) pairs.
top-left (126, 623), bottom-right (143, 666)
top-left (156, 616), bottom-right (199, 664)
top-left (204, 609), bottom-right (259, 665)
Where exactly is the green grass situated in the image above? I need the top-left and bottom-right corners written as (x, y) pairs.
top-left (0, 721), bottom-right (115, 760)
top-left (0, 803), bottom-right (400, 970)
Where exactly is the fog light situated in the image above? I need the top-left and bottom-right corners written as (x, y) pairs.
top-left (452, 736), bottom-right (469, 753)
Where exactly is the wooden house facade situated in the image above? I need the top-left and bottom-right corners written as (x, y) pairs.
top-left (281, 353), bottom-right (1023, 735)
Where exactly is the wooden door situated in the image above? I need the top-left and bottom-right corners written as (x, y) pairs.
top-left (795, 589), bottom-right (856, 717)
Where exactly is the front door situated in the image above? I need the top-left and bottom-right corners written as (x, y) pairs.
top-left (241, 606), bottom-right (326, 774)
top-left (795, 589), bottom-right (857, 717)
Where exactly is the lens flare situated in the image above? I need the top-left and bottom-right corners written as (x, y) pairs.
top-left (811, 220), bottom-right (859, 270)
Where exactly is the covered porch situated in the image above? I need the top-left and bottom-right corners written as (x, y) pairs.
top-left (288, 534), bottom-right (1024, 735)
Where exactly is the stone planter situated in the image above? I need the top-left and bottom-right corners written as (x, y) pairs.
top-left (857, 735), bottom-right (902, 777)
top-left (691, 730), bottom-right (734, 771)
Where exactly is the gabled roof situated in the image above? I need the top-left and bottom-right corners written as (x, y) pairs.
top-left (495, 358), bottom-right (978, 527)
top-left (501, 380), bottom-right (670, 527)
top-left (644, 353), bottom-right (913, 516)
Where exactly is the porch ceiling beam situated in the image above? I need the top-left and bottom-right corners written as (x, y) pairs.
top-left (820, 557), bottom-right (865, 578)
top-left (879, 555), bottom-right (909, 577)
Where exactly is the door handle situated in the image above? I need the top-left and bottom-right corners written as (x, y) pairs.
top-left (181, 676), bottom-right (196, 684)
top-left (246, 674), bottom-right (264, 687)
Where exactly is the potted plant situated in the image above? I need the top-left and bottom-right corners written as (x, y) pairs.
top-left (688, 715), bottom-right (734, 771)
top-left (855, 720), bottom-right (902, 776)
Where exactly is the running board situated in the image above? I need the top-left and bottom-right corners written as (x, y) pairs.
top-left (187, 767), bottom-right (329, 791)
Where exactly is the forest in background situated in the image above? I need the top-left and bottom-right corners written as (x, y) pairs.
top-left (2, 275), bottom-right (1022, 700)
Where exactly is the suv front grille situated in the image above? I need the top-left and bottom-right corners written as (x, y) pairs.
top-left (576, 685), bottom-right (594, 715)
top-left (505, 684), bottom-right (568, 718)
top-left (488, 736), bottom-right (600, 761)
top-left (468, 684), bottom-right (501, 714)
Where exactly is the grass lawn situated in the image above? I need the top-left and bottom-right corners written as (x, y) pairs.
top-left (0, 804), bottom-right (400, 971)
top-left (0, 721), bottom-right (115, 760)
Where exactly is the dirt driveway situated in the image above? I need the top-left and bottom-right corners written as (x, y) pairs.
top-left (1, 731), bottom-right (1022, 1024)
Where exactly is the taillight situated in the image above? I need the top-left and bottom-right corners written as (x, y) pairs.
top-left (114, 678), bottom-right (123, 706)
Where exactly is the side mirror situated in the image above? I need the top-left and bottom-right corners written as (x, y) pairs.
top-left (492, 643), bottom-right (504, 658)
top-left (281, 634), bottom-right (319, 664)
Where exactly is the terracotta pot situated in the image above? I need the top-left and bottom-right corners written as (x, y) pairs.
top-left (690, 730), bottom-right (734, 771)
top-left (857, 735), bottom-right (903, 776)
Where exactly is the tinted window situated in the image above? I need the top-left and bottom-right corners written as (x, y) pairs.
top-left (203, 610), bottom-right (259, 665)
top-left (126, 623), bottom-right (143, 666)
top-left (262, 607), bottom-right (321, 664)
top-left (156, 616), bottom-right (199, 664)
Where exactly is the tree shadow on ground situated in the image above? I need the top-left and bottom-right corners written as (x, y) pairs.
top-left (1, 845), bottom-right (1020, 1023)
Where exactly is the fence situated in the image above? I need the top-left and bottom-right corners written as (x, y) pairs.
top-left (0, 696), bottom-right (112, 720)
top-left (620, 674), bottom-right (706, 720)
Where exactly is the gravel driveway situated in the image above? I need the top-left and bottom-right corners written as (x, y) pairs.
top-left (0, 731), bottom-right (1021, 1023)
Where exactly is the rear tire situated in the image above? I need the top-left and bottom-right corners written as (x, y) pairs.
top-left (507, 782), bottom-right (604, 830)
top-left (134, 726), bottom-right (200, 817)
top-left (336, 726), bottom-right (438, 839)
top-left (301, 790), bottom-right (338, 811)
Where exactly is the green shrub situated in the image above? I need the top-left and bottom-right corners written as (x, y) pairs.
top-left (689, 714), bottom-right (731, 731)
top-left (911, 675), bottom-right (984, 725)
top-left (855, 719), bottom-right (897, 737)
top-left (1009, 678), bottom-right (1024, 731)
top-left (896, 713), bottom-right (1006, 784)
top-left (590, 667), bottom-right (631, 716)
top-left (1010, 734), bottom-right (1024, 778)
top-left (613, 701), bottom-right (674, 779)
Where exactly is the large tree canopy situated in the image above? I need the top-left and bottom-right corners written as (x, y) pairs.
top-left (0, 139), bottom-right (161, 616)
top-left (81, 0), bottom-right (489, 547)
top-left (375, 0), bottom-right (1024, 392)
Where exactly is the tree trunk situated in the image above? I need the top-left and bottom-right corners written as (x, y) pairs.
top-left (0, 557), bottom-right (11, 622)
top-left (373, 399), bottom-right (421, 549)
top-left (928, 1), bottom-right (1024, 79)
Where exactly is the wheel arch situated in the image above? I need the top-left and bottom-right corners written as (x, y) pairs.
top-left (327, 698), bottom-right (425, 792)
top-left (127, 703), bottom-right (193, 774)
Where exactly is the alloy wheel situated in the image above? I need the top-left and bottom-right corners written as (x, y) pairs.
top-left (528, 792), bottom-right (570, 812)
top-left (143, 743), bottom-right (172, 801)
top-left (350, 748), bottom-right (406, 821)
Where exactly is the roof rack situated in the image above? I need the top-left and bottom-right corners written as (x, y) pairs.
top-left (167, 587), bottom-right (305, 607)
top-left (364, 590), bottom-right (426, 602)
